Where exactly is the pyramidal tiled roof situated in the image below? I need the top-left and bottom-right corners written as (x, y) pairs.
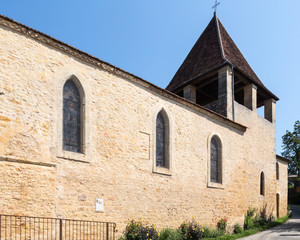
top-left (166, 13), bottom-right (278, 100)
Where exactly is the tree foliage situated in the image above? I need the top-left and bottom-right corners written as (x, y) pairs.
top-left (282, 120), bottom-right (300, 175)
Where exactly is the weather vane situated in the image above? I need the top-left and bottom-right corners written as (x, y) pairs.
top-left (212, 0), bottom-right (220, 13)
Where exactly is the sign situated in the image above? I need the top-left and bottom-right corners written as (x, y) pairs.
top-left (96, 198), bottom-right (104, 212)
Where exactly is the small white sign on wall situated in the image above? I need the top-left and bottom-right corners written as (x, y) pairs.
top-left (96, 198), bottom-right (104, 212)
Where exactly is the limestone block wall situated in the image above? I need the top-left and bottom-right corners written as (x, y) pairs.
top-left (0, 160), bottom-right (56, 217)
top-left (234, 102), bottom-right (280, 218)
top-left (0, 22), bottom-right (284, 236)
top-left (277, 159), bottom-right (288, 217)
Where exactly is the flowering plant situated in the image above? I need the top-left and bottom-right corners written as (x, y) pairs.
top-left (217, 217), bottom-right (228, 232)
top-left (123, 220), bottom-right (159, 240)
top-left (179, 219), bottom-right (204, 240)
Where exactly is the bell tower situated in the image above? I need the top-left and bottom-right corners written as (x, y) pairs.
top-left (166, 13), bottom-right (278, 123)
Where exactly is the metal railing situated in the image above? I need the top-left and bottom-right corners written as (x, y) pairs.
top-left (0, 215), bottom-right (116, 240)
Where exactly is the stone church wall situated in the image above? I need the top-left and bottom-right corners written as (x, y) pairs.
top-left (277, 159), bottom-right (288, 217)
top-left (0, 23), bottom-right (286, 235)
top-left (234, 102), bottom-right (287, 218)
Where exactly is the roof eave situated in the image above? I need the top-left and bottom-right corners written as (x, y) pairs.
top-left (167, 61), bottom-right (229, 92)
top-left (276, 154), bottom-right (290, 163)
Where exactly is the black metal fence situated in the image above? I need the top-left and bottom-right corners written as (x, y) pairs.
top-left (0, 215), bottom-right (116, 240)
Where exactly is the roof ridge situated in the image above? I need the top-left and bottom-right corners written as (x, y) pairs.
top-left (215, 14), bottom-right (235, 68)
top-left (166, 16), bottom-right (226, 91)
top-left (214, 13), bottom-right (226, 62)
top-left (217, 19), bottom-right (278, 100)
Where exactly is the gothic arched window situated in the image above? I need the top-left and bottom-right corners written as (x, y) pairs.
top-left (156, 111), bottom-right (169, 168)
top-left (276, 162), bottom-right (279, 180)
top-left (260, 171), bottom-right (265, 196)
top-left (210, 136), bottom-right (221, 183)
top-left (63, 80), bottom-right (82, 153)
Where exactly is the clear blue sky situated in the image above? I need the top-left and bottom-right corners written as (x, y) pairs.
top-left (1, 0), bottom-right (299, 154)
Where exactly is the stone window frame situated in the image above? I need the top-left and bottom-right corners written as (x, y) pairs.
top-left (260, 171), bottom-right (265, 196)
top-left (152, 107), bottom-right (172, 176)
top-left (56, 74), bottom-right (90, 163)
top-left (207, 132), bottom-right (224, 189)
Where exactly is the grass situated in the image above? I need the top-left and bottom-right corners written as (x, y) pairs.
top-left (202, 215), bottom-right (290, 240)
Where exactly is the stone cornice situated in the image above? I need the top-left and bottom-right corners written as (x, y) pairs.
top-left (0, 14), bottom-right (246, 133)
top-left (276, 155), bottom-right (290, 163)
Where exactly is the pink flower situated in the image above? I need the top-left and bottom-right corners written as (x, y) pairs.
top-left (178, 226), bottom-right (181, 229)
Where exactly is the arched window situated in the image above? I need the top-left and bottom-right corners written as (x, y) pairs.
top-left (210, 136), bottom-right (222, 183)
top-left (63, 80), bottom-right (82, 153)
top-left (260, 171), bottom-right (265, 196)
top-left (156, 111), bottom-right (169, 168)
top-left (276, 162), bottom-right (279, 180)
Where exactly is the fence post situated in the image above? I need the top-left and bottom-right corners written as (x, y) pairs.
top-left (106, 223), bottom-right (109, 240)
top-left (113, 223), bottom-right (116, 240)
top-left (59, 219), bottom-right (63, 240)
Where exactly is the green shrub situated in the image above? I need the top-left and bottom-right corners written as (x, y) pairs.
top-left (288, 181), bottom-right (294, 189)
top-left (244, 206), bottom-right (274, 230)
top-left (217, 217), bottom-right (228, 232)
top-left (233, 223), bottom-right (243, 234)
top-left (244, 208), bottom-right (257, 230)
top-left (246, 208), bottom-right (257, 218)
top-left (159, 228), bottom-right (182, 240)
top-left (254, 204), bottom-right (274, 226)
top-left (122, 220), bottom-right (159, 240)
top-left (202, 227), bottom-right (224, 238)
top-left (257, 204), bottom-right (268, 225)
top-left (179, 219), bottom-right (204, 240)
top-left (244, 216), bottom-right (254, 230)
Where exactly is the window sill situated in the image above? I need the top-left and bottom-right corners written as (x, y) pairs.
top-left (207, 181), bottom-right (224, 189)
top-left (57, 150), bottom-right (88, 163)
top-left (153, 166), bottom-right (172, 176)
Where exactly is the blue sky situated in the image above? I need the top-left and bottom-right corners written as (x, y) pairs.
top-left (1, 0), bottom-right (299, 154)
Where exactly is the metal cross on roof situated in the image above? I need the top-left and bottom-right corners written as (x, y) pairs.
top-left (212, 0), bottom-right (220, 12)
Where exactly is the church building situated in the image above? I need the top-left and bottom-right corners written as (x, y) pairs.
top-left (0, 12), bottom-right (288, 236)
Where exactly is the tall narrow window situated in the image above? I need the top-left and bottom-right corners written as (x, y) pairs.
top-left (276, 193), bottom-right (280, 218)
top-left (210, 136), bottom-right (221, 183)
top-left (260, 171), bottom-right (265, 196)
top-left (276, 162), bottom-right (279, 180)
top-left (156, 111), bottom-right (169, 168)
top-left (63, 80), bottom-right (82, 153)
